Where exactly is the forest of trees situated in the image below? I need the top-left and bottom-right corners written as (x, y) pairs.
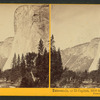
top-left (1, 35), bottom-right (100, 88)
top-left (0, 39), bottom-right (49, 87)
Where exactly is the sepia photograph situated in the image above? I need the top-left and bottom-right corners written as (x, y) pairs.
top-left (0, 4), bottom-right (49, 88)
top-left (51, 5), bottom-right (100, 88)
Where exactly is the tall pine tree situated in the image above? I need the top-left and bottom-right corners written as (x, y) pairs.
top-left (20, 54), bottom-right (26, 77)
top-left (51, 35), bottom-right (63, 85)
top-left (36, 39), bottom-right (49, 87)
top-left (38, 39), bottom-right (44, 55)
top-left (51, 35), bottom-right (56, 53)
top-left (57, 48), bottom-right (63, 78)
top-left (12, 53), bottom-right (17, 69)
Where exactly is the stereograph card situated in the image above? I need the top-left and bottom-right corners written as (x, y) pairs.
top-left (0, 2), bottom-right (99, 98)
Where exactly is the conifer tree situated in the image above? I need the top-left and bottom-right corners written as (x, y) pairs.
top-left (20, 54), bottom-right (26, 77)
top-left (51, 35), bottom-right (63, 84)
top-left (98, 59), bottom-right (100, 71)
top-left (12, 53), bottom-right (17, 68)
top-left (51, 35), bottom-right (58, 84)
top-left (36, 52), bottom-right (43, 83)
top-left (17, 54), bottom-right (21, 71)
top-left (51, 34), bottom-right (56, 52)
top-left (36, 39), bottom-right (49, 87)
top-left (57, 48), bottom-right (63, 78)
top-left (11, 53), bottom-right (22, 82)
top-left (38, 39), bottom-right (44, 55)
top-left (41, 48), bottom-right (49, 86)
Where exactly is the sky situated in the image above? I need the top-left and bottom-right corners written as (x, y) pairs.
top-left (51, 5), bottom-right (100, 50)
top-left (0, 4), bottom-right (23, 41)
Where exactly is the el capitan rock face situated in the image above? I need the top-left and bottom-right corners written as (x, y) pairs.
top-left (3, 5), bottom-right (49, 71)
top-left (61, 38), bottom-right (100, 72)
top-left (14, 5), bottom-right (49, 54)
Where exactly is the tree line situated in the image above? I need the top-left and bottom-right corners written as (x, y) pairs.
top-left (1, 35), bottom-right (100, 88)
top-left (1, 39), bottom-right (49, 87)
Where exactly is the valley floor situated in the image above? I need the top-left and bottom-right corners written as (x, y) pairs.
top-left (80, 83), bottom-right (100, 88)
top-left (57, 83), bottom-right (100, 88)
top-left (0, 80), bottom-right (19, 88)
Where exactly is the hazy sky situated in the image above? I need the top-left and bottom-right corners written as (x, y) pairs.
top-left (0, 4), bottom-right (22, 41)
top-left (51, 5), bottom-right (100, 50)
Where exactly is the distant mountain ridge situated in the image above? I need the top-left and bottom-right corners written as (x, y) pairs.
top-left (0, 37), bottom-right (14, 70)
top-left (61, 37), bottom-right (100, 72)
